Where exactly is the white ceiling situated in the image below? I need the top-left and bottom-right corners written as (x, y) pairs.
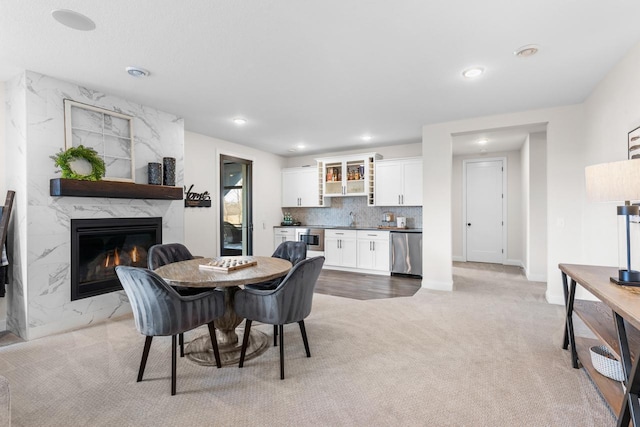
top-left (451, 123), bottom-right (547, 156)
top-left (2, 1), bottom-right (640, 157)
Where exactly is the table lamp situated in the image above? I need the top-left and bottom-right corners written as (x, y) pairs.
top-left (586, 159), bottom-right (640, 285)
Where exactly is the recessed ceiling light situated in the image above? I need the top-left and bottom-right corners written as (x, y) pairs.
top-left (514, 44), bottom-right (539, 58)
top-left (477, 138), bottom-right (488, 145)
top-left (296, 143), bottom-right (305, 150)
top-left (126, 67), bottom-right (149, 78)
top-left (233, 118), bottom-right (247, 125)
top-left (362, 135), bottom-right (373, 141)
top-left (51, 9), bottom-right (96, 31)
top-left (462, 67), bottom-right (484, 79)
top-left (287, 148), bottom-right (296, 152)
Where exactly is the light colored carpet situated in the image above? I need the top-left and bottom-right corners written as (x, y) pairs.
top-left (0, 263), bottom-right (614, 426)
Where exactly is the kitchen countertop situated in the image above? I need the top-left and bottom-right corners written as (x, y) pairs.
top-left (274, 225), bottom-right (422, 233)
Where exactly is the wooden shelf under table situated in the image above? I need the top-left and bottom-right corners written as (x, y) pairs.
top-left (572, 299), bottom-right (634, 414)
top-left (574, 336), bottom-right (624, 415)
top-left (559, 264), bottom-right (640, 422)
top-left (573, 299), bottom-right (640, 362)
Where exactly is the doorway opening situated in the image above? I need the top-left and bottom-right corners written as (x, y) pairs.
top-left (220, 155), bottom-right (253, 256)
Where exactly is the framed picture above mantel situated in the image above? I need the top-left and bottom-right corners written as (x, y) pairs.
top-left (63, 99), bottom-right (135, 182)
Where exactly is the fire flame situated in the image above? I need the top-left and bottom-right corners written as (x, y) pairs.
top-left (131, 246), bottom-right (138, 263)
top-left (104, 249), bottom-right (120, 267)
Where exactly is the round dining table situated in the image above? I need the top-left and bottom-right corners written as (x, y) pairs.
top-left (154, 255), bottom-right (292, 366)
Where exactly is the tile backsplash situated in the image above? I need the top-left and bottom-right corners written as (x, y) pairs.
top-left (284, 197), bottom-right (422, 228)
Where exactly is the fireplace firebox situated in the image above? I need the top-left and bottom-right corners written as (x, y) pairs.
top-left (71, 217), bottom-right (162, 301)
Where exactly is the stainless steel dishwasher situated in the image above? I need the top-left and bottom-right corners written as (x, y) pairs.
top-left (390, 231), bottom-right (422, 277)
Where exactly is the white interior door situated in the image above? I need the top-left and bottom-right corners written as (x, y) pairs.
top-left (466, 160), bottom-right (504, 263)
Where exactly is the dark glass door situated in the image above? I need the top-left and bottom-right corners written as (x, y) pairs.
top-left (220, 155), bottom-right (253, 256)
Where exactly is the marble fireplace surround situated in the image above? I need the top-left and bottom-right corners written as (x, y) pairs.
top-left (5, 71), bottom-right (185, 341)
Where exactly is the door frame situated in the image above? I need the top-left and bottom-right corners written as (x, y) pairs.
top-left (461, 157), bottom-right (507, 264)
top-left (218, 151), bottom-right (254, 256)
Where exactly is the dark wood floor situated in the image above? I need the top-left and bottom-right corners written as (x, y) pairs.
top-left (314, 269), bottom-right (421, 300)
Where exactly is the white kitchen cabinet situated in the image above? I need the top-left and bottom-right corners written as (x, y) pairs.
top-left (273, 228), bottom-right (296, 251)
top-left (374, 157), bottom-right (422, 206)
top-left (324, 229), bottom-right (357, 268)
top-left (356, 230), bottom-right (390, 271)
top-left (317, 153), bottom-right (381, 205)
top-left (281, 166), bottom-right (328, 207)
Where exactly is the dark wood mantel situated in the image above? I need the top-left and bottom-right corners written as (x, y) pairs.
top-left (50, 178), bottom-right (183, 200)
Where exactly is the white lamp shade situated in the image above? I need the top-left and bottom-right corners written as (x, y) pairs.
top-left (585, 159), bottom-right (640, 202)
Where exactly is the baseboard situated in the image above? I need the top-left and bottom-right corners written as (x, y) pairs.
top-left (0, 320), bottom-right (6, 332)
top-left (545, 290), bottom-right (565, 305)
top-left (322, 265), bottom-right (390, 276)
top-left (526, 273), bottom-right (547, 282)
top-left (452, 258), bottom-right (524, 269)
top-left (421, 279), bottom-right (453, 291)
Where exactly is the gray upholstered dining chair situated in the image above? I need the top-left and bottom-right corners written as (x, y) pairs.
top-left (148, 243), bottom-right (209, 356)
top-left (245, 241), bottom-right (307, 291)
top-left (115, 266), bottom-right (225, 396)
top-left (148, 243), bottom-right (196, 271)
top-left (245, 240), bottom-right (308, 346)
top-left (234, 256), bottom-right (325, 379)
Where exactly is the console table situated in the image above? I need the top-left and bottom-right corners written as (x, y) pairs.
top-left (560, 264), bottom-right (640, 426)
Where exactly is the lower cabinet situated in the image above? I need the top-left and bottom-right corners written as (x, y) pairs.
top-left (324, 229), bottom-right (357, 268)
top-left (324, 229), bottom-right (390, 274)
top-left (274, 228), bottom-right (296, 251)
top-left (356, 230), bottom-right (390, 272)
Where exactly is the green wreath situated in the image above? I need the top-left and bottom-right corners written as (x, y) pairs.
top-left (51, 145), bottom-right (106, 181)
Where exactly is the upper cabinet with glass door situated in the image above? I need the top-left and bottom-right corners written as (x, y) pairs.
top-left (317, 153), bottom-right (381, 205)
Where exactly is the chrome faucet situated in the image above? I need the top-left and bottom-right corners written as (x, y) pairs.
top-left (349, 211), bottom-right (356, 227)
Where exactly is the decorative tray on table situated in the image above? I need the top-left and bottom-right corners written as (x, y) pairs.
top-left (199, 257), bottom-right (257, 272)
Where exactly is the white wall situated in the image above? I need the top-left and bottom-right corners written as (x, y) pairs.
top-left (581, 42), bottom-right (640, 273)
top-left (0, 83), bottom-right (6, 327)
top-left (528, 132), bottom-right (548, 281)
top-left (285, 142), bottom-right (421, 167)
top-left (0, 83), bottom-right (5, 194)
top-left (423, 105), bottom-right (584, 299)
top-left (521, 136), bottom-right (531, 276)
top-left (184, 131), bottom-right (286, 258)
top-left (451, 150), bottom-right (523, 266)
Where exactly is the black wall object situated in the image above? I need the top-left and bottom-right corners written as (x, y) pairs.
top-left (184, 184), bottom-right (211, 207)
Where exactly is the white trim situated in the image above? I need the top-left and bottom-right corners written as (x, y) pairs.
top-left (526, 273), bottom-right (547, 282)
top-left (452, 255), bottom-right (465, 262)
top-left (462, 157), bottom-right (508, 264)
top-left (545, 290), bottom-right (565, 305)
top-left (421, 278), bottom-right (453, 291)
top-left (322, 265), bottom-right (390, 276)
top-left (504, 259), bottom-right (523, 268)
